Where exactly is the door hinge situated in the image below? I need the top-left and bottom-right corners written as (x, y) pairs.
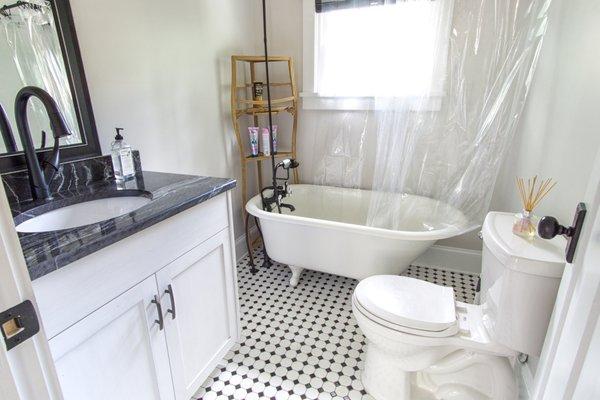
top-left (1, 300), bottom-right (40, 351)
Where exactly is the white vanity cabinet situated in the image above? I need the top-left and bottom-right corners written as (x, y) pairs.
top-left (48, 276), bottom-right (175, 400)
top-left (33, 192), bottom-right (240, 400)
top-left (157, 230), bottom-right (238, 400)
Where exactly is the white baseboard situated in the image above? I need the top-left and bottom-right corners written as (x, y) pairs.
top-left (235, 225), bottom-right (259, 262)
top-left (413, 245), bottom-right (482, 274)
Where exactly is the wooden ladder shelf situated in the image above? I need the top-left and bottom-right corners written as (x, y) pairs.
top-left (230, 55), bottom-right (299, 217)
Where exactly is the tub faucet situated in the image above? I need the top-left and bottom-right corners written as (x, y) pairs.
top-left (260, 158), bottom-right (299, 212)
top-left (14, 86), bottom-right (71, 200)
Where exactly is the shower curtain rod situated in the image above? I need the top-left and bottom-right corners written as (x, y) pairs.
top-left (0, 1), bottom-right (47, 17)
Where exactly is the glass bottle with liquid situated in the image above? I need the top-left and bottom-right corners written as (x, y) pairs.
top-left (111, 127), bottom-right (135, 181)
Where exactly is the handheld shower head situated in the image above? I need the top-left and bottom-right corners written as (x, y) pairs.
top-left (278, 158), bottom-right (299, 170)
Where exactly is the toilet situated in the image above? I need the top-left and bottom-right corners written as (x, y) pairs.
top-left (352, 212), bottom-right (566, 400)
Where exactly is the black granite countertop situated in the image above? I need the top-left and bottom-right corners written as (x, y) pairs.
top-left (12, 171), bottom-right (236, 281)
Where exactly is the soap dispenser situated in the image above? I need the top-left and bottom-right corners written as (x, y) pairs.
top-left (111, 127), bottom-right (135, 181)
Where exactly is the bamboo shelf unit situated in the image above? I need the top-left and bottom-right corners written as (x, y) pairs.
top-left (231, 55), bottom-right (299, 216)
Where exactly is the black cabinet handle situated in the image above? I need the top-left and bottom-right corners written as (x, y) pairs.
top-left (165, 284), bottom-right (176, 320)
top-left (151, 295), bottom-right (164, 330)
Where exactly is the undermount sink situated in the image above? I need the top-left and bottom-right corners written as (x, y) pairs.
top-left (16, 196), bottom-right (152, 233)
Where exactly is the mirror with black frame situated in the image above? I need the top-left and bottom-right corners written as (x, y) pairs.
top-left (0, 0), bottom-right (100, 172)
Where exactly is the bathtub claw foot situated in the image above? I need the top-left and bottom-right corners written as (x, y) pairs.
top-left (289, 266), bottom-right (304, 287)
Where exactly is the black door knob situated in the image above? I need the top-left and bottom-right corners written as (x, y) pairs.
top-left (537, 203), bottom-right (586, 263)
top-left (538, 216), bottom-right (572, 239)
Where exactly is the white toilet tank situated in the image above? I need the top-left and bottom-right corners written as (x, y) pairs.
top-left (480, 212), bottom-right (566, 356)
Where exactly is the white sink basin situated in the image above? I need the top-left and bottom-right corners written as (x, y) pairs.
top-left (16, 196), bottom-right (152, 233)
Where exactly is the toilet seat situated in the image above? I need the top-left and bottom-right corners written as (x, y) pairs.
top-left (353, 276), bottom-right (458, 337)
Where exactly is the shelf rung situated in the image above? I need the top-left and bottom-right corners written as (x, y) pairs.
top-left (239, 97), bottom-right (295, 106)
top-left (244, 152), bottom-right (293, 162)
top-left (236, 106), bottom-right (295, 117)
top-left (235, 82), bottom-right (292, 90)
top-left (232, 55), bottom-right (291, 62)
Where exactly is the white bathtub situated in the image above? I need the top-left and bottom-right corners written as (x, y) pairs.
top-left (246, 184), bottom-right (468, 286)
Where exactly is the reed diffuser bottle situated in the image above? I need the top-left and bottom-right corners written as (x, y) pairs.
top-left (513, 176), bottom-right (556, 240)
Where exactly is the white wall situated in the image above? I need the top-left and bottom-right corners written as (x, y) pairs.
top-left (259, 0), bottom-right (600, 253)
top-left (69, 0), bottom-right (260, 238)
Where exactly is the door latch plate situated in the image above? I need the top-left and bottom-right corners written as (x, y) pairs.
top-left (1, 300), bottom-right (40, 351)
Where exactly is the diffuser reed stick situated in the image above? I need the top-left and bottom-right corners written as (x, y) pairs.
top-left (513, 176), bottom-right (556, 240)
top-left (515, 176), bottom-right (556, 212)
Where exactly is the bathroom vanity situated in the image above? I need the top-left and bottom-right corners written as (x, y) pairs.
top-left (0, 1), bottom-right (241, 397)
top-left (5, 156), bottom-right (239, 400)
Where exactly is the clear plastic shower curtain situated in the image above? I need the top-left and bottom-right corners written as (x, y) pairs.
top-left (311, 0), bottom-right (551, 233)
top-left (2, 0), bottom-right (80, 145)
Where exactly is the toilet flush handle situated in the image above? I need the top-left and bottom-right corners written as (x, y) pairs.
top-left (538, 203), bottom-right (586, 263)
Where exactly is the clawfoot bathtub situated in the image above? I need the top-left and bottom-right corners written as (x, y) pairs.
top-left (246, 185), bottom-right (467, 286)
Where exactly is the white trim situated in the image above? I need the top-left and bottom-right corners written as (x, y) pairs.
top-left (413, 245), bottom-right (482, 275)
top-left (532, 149), bottom-right (600, 399)
top-left (0, 349), bottom-right (20, 400)
top-left (0, 180), bottom-right (62, 399)
top-left (300, 92), bottom-right (444, 111)
top-left (300, 93), bottom-right (373, 111)
top-left (302, 0), bottom-right (316, 95)
top-left (235, 225), bottom-right (259, 262)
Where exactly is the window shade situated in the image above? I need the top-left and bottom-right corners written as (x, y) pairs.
top-left (315, 0), bottom-right (393, 13)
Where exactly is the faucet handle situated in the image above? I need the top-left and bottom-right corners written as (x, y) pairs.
top-left (39, 133), bottom-right (61, 183)
top-left (37, 131), bottom-right (47, 166)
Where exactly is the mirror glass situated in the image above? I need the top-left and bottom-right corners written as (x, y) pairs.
top-left (0, 0), bottom-right (82, 155)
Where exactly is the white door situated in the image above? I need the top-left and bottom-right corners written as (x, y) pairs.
top-left (0, 180), bottom-right (62, 400)
top-left (156, 229), bottom-right (239, 400)
top-left (48, 276), bottom-right (175, 400)
top-left (533, 150), bottom-right (600, 399)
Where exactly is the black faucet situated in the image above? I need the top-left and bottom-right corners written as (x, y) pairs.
top-left (260, 158), bottom-right (299, 213)
top-left (0, 103), bottom-right (17, 153)
top-left (14, 86), bottom-right (71, 200)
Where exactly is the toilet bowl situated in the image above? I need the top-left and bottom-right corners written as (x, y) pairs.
top-left (353, 212), bottom-right (567, 400)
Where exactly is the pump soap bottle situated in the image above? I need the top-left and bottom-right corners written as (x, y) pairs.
top-left (111, 127), bottom-right (135, 181)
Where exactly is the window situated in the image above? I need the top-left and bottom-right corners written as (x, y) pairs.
top-left (302, 0), bottom-right (453, 109)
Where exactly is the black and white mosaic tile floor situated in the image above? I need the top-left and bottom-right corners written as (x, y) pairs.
top-left (194, 250), bottom-right (479, 400)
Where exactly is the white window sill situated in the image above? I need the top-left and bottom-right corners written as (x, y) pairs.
top-left (300, 92), bottom-right (443, 111)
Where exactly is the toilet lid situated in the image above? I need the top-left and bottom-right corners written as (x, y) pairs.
top-left (354, 276), bottom-right (457, 332)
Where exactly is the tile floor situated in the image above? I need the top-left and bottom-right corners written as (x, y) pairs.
top-left (194, 249), bottom-right (479, 400)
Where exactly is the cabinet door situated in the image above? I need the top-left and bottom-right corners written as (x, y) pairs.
top-left (48, 276), bottom-right (175, 400)
top-left (156, 229), bottom-right (239, 400)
